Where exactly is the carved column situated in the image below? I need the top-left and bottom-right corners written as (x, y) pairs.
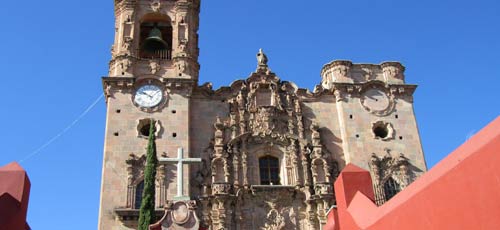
top-left (199, 186), bottom-right (212, 229)
top-left (289, 140), bottom-right (301, 186)
top-left (156, 157), bottom-right (166, 208)
top-left (295, 100), bottom-right (305, 139)
top-left (125, 153), bottom-right (145, 209)
top-left (397, 153), bottom-right (410, 189)
top-left (230, 112), bottom-right (238, 139)
top-left (232, 144), bottom-right (240, 188)
top-left (369, 153), bottom-right (384, 205)
top-left (301, 145), bottom-right (311, 187)
top-left (210, 194), bottom-right (233, 230)
top-left (306, 199), bottom-right (317, 229)
top-left (241, 141), bottom-right (249, 188)
top-left (126, 156), bottom-right (134, 208)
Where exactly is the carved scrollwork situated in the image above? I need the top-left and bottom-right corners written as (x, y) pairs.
top-left (150, 0), bottom-right (161, 12)
top-left (212, 183), bottom-right (232, 195)
top-left (263, 209), bottom-right (285, 230)
top-left (369, 150), bottom-right (411, 205)
top-left (314, 183), bottom-right (333, 196)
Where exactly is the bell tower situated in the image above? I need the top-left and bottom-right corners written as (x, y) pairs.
top-left (99, 0), bottom-right (201, 229)
top-left (109, 0), bottom-right (200, 80)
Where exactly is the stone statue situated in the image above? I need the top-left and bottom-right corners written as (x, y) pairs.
top-left (257, 48), bottom-right (268, 67)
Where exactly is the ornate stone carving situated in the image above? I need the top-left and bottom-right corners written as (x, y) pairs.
top-left (263, 209), bottom-right (285, 230)
top-left (150, 0), bottom-right (161, 12)
top-left (369, 150), bottom-right (411, 205)
top-left (200, 51), bottom-right (340, 230)
top-left (150, 201), bottom-right (200, 230)
top-left (121, 37), bottom-right (133, 55)
top-left (212, 183), bottom-right (232, 195)
top-left (149, 60), bottom-right (161, 75)
top-left (314, 183), bottom-right (333, 196)
top-left (125, 154), bottom-right (146, 208)
top-left (120, 58), bottom-right (132, 73)
top-left (257, 48), bottom-right (269, 72)
top-left (381, 62), bottom-right (405, 82)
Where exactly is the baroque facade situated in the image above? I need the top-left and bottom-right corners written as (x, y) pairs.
top-left (98, 0), bottom-right (427, 229)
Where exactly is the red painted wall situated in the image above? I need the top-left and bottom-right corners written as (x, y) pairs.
top-left (326, 116), bottom-right (500, 230)
top-left (0, 162), bottom-right (31, 230)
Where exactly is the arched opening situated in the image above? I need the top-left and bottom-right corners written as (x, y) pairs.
top-left (383, 177), bottom-right (401, 201)
top-left (134, 180), bottom-right (145, 209)
top-left (139, 14), bottom-right (172, 60)
top-left (259, 156), bottom-right (280, 185)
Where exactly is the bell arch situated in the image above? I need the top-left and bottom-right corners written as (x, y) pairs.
top-left (138, 13), bottom-right (173, 59)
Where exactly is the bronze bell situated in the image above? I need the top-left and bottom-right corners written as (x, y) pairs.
top-left (142, 26), bottom-right (169, 53)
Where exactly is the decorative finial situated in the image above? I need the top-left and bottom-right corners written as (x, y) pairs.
top-left (256, 48), bottom-right (268, 69)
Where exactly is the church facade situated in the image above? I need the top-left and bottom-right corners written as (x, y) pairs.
top-left (98, 0), bottom-right (427, 229)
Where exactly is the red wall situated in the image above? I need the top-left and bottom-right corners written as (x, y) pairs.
top-left (0, 162), bottom-right (31, 230)
top-left (326, 116), bottom-right (500, 230)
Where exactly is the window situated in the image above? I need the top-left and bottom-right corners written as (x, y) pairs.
top-left (134, 180), bottom-right (145, 209)
top-left (383, 178), bottom-right (401, 201)
top-left (259, 156), bottom-right (280, 185)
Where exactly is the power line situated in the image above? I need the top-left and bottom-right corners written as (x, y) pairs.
top-left (19, 93), bottom-right (105, 163)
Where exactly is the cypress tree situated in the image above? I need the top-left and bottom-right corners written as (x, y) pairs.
top-left (138, 119), bottom-right (158, 230)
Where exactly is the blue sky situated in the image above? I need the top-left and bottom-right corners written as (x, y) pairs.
top-left (0, 0), bottom-right (498, 229)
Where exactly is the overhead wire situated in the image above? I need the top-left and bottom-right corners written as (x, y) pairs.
top-left (19, 93), bottom-right (105, 163)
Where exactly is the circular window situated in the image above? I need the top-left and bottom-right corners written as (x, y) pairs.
top-left (137, 119), bottom-right (161, 138)
top-left (373, 126), bottom-right (389, 139)
top-left (372, 121), bottom-right (395, 141)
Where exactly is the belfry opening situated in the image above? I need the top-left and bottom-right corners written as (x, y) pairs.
top-left (139, 14), bottom-right (172, 60)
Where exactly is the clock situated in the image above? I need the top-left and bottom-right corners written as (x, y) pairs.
top-left (133, 84), bottom-right (163, 108)
top-left (360, 87), bottom-right (394, 116)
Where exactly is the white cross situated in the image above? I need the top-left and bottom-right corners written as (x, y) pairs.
top-left (159, 148), bottom-right (202, 201)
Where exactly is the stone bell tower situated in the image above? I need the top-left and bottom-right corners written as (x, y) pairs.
top-left (109, 0), bottom-right (200, 80)
top-left (99, 0), bottom-right (201, 229)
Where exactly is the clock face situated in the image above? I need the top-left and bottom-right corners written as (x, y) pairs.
top-left (134, 84), bottom-right (163, 108)
top-left (362, 88), bottom-right (390, 112)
